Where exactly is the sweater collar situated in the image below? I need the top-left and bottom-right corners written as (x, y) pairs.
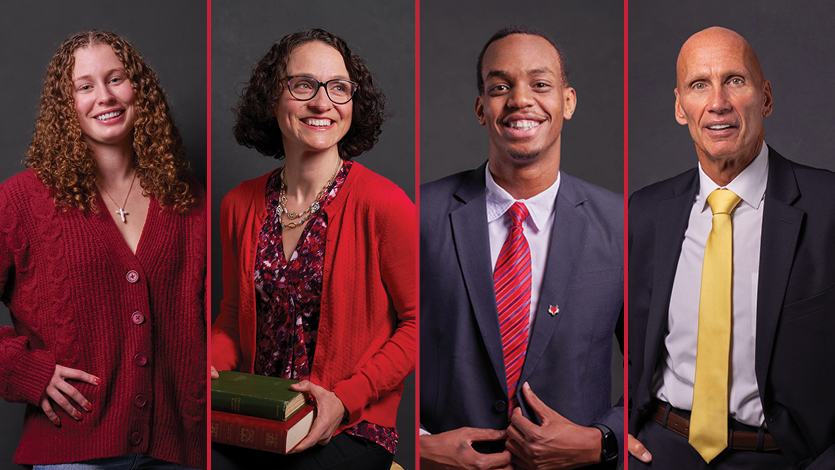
top-left (255, 160), bottom-right (364, 220)
top-left (323, 161), bottom-right (363, 217)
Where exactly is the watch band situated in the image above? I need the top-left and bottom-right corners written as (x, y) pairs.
top-left (589, 423), bottom-right (618, 466)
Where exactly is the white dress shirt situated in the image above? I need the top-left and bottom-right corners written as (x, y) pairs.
top-left (655, 143), bottom-right (769, 427)
top-left (486, 164), bottom-right (560, 332)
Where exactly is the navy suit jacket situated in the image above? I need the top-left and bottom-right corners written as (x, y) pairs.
top-left (420, 163), bottom-right (624, 468)
top-left (628, 148), bottom-right (835, 469)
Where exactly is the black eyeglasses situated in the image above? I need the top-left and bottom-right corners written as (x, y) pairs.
top-left (283, 75), bottom-right (358, 104)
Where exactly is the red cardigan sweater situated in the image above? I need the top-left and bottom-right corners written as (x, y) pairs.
top-left (211, 162), bottom-right (416, 432)
top-left (0, 170), bottom-right (206, 468)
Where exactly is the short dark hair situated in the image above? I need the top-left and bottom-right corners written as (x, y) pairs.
top-left (476, 25), bottom-right (570, 94)
top-left (233, 28), bottom-right (386, 160)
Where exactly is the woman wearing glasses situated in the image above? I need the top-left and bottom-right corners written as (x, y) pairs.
top-left (211, 29), bottom-right (415, 469)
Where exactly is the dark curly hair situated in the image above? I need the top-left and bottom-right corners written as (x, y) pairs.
top-left (233, 28), bottom-right (386, 160)
top-left (476, 25), bottom-right (570, 94)
top-left (24, 30), bottom-right (195, 213)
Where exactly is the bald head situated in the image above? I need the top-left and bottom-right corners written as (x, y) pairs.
top-left (677, 27), bottom-right (765, 90)
top-left (673, 26), bottom-right (773, 185)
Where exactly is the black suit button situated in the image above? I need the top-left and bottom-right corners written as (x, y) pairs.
top-left (494, 400), bottom-right (507, 412)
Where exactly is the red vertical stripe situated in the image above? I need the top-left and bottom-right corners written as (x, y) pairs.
top-left (494, 202), bottom-right (532, 412)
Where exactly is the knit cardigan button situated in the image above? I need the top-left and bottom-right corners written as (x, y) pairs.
top-left (131, 311), bottom-right (145, 325)
top-left (126, 270), bottom-right (140, 283)
top-left (130, 432), bottom-right (142, 445)
top-left (134, 394), bottom-right (147, 408)
top-left (133, 353), bottom-right (148, 367)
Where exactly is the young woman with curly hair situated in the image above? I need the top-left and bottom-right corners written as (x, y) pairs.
top-left (0, 31), bottom-right (205, 469)
top-left (210, 29), bottom-right (415, 469)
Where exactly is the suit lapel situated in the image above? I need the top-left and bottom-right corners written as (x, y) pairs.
top-left (519, 174), bottom-right (588, 387)
top-left (450, 164), bottom-right (509, 393)
top-left (755, 149), bottom-right (803, 394)
top-left (643, 172), bottom-right (698, 384)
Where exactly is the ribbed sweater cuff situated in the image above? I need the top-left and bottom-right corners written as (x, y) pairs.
top-left (332, 374), bottom-right (373, 424)
top-left (10, 349), bottom-right (55, 405)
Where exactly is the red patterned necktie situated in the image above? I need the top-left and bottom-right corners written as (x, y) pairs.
top-left (494, 202), bottom-right (532, 412)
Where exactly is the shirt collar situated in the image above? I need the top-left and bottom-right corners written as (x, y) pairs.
top-left (485, 163), bottom-right (560, 232)
top-left (696, 142), bottom-right (769, 213)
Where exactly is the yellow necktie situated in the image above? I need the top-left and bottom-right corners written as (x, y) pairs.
top-left (690, 188), bottom-right (742, 463)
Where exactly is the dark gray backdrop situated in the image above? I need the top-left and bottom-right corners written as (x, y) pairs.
top-left (419, 0), bottom-right (625, 422)
top-left (210, 0), bottom-right (415, 468)
top-left (0, 2), bottom-right (206, 469)
top-left (420, 0), bottom-right (624, 195)
top-left (629, 0), bottom-right (835, 195)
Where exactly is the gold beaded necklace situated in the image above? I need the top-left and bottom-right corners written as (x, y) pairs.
top-left (276, 157), bottom-right (342, 228)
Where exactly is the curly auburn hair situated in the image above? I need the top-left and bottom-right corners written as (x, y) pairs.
top-left (233, 28), bottom-right (386, 160)
top-left (24, 30), bottom-right (195, 213)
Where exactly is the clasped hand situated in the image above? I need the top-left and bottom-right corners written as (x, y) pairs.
top-left (210, 367), bottom-right (346, 453)
top-left (627, 433), bottom-right (652, 463)
top-left (288, 380), bottom-right (348, 453)
top-left (40, 364), bottom-right (100, 426)
top-left (420, 382), bottom-right (603, 470)
top-left (505, 383), bottom-right (602, 469)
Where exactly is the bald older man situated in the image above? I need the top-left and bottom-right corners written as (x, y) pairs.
top-left (627, 27), bottom-right (835, 469)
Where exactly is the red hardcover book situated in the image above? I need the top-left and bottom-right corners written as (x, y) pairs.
top-left (211, 405), bottom-right (315, 454)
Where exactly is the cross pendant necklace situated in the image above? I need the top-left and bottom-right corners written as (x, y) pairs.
top-left (100, 171), bottom-right (137, 223)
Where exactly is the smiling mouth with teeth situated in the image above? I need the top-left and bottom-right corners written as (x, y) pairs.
top-left (506, 120), bottom-right (541, 131)
top-left (708, 124), bottom-right (733, 130)
top-left (95, 110), bottom-right (124, 121)
top-left (305, 118), bottom-right (333, 127)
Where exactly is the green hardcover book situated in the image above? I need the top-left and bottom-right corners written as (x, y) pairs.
top-left (211, 371), bottom-right (307, 421)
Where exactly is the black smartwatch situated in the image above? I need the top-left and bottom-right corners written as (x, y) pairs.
top-left (589, 423), bottom-right (618, 468)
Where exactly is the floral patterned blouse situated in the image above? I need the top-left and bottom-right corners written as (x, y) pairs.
top-left (253, 161), bottom-right (398, 454)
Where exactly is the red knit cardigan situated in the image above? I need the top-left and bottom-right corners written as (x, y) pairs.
top-left (0, 170), bottom-right (207, 468)
top-left (211, 162), bottom-right (416, 432)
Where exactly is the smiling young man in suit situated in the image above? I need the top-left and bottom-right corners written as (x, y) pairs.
top-left (628, 27), bottom-right (835, 470)
top-left (420, 26), bottom-right (623, 470)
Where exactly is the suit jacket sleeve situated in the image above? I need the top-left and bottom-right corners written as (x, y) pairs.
top-left (593, 305), bottom-right (624, 466)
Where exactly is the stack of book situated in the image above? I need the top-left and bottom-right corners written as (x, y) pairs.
top-left (211, 371), bottom-right (315, 454)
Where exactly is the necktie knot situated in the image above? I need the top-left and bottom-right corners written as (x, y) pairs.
top-left (507, 202), bottom-right (530, 227)
top-left (707, 189), bottom-right (741, 216)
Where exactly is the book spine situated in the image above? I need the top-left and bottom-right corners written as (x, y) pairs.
top-left (211, 389), bottom-right (287, 420)
top-left (211, 414), bottom-right (289, 454)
